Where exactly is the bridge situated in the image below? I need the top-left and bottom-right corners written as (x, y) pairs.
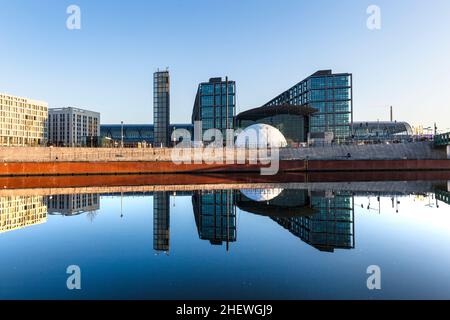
top-left (435, 132), bottom-right (450, 146)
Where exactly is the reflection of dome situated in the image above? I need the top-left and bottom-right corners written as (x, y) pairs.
top-left (235, 124), bottom-right (288, 148)
top-left (240, 188), bottom-right (284, 202)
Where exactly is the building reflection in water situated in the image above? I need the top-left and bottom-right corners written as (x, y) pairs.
top-left (0, 196), bottom-right (47, 234)
top-left (153, 192), bottom-right (170, 254)
top-left (237, 189), bottom-right (355, 252)
top-left (192, 190), bottom-right (236, 250)
top-left (46, 194), bottom-right (100, 216)
top-left (12, 186), bottom-right (450, 253)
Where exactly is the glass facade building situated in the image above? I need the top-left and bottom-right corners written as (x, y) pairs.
top-left (264, 70), bottom-right (352, 140)
top-left (236, 104), bottom-right (317, 146)
top-left (153, 71), bottom-right (170, 147)
top-left (191, 77), bottom-right (236, 139)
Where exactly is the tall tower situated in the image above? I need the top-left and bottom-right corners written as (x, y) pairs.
top-left (153, 70), bottom-right (170, 147)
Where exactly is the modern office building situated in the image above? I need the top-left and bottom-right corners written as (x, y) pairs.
top-left (0, 92), bottom-right (48, 146)
top-left (48, 107), bottom-right (100, 147)
top-left (153, 192), bottom-right (170, 253)
top-left (264, 70), bottom-right (352, 140)
top-left (192, 190), bottom-right (236, 248)
top-left (46, 194), bottom-right (100, 216)
top-left (153, 70), bottom-right (170, 147)
top-left (191, 77), bottom-right (236, 140)
top-left (236, 104), bottom-right (317, 146)
top-left (100, 124), bottom-right (193, 147)
top-left (0, 195), bottom-right (47, 234)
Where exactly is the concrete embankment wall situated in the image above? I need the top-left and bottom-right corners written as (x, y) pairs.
top-left (0, 142), bottom-right (446, 162)
top-left (281, 142), bottom-right (446, 160)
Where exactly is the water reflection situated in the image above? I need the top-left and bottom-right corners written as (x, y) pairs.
top-left (46, 194), bottom-right (100, 216)
top-left (1, 184), bottom-right (449, 255)
top-left (1, 180), bottom-right (450, 299)
top-left (192, 190), bottom-right (237, 249)
top-left (154, 192), bottom-right (170, 253)
top-left (0, 195), bottom-right (47, 234)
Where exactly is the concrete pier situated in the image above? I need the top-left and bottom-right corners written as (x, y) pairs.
top-left (447, 145), bottom-right (450, 159)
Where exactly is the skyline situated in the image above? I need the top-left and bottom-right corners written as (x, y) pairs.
top-left (1, 0), bottom-right (450, 131)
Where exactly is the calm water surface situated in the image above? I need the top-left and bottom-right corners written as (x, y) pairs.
top-left (1, 181), bottom-right (450, 299)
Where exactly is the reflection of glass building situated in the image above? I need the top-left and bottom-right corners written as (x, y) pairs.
top-left (271, 191), bottom-right (354, 252)
top-left (192, 190), bottom-right (236, 247)
top-left (153, 192), bottom-right (170, 252)
top-left (263, 70), bottom-right (352, 140)
top-left (191, 77), bottom-right (236, 139)
top-left (237, 189), bottom-right (316, 217)
top-left (0, 196), bottom-right (47, 233)
top-left (154, 70), bottom-right (170, 147)
top-left (46, 194), bottom-right (100, 216)
top-left (236, 104), bottom-right (317, 146)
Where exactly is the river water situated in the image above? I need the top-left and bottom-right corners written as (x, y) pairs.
top-left (1, 178), bottom-right (450, 299)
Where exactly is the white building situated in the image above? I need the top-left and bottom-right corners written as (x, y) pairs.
top-left (0, 92), bottom-right (48, 146)
top-left (48, 107), bottom-right (100, 147)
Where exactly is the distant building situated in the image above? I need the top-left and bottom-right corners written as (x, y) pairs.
top-left (353, 121), bottom-right (413, 141)
top-left (191, 77), bottom-right (236, 140)
top-left (154, 70), bottom-right (170, 147)
top-left (48, 107), bottom-right (100, 147)
top-left (236, 104), bottom-right (317, 146)
top-left (0, 92), bottom-right (48, 146)
top-left (264, 70), bottom-right (353, 140)
top-left (100, 124), bottom-right (193, 147)
top-left (46, 194), bottom-right (100, 216)
top-left (0, 195), bottom-right (47, 234)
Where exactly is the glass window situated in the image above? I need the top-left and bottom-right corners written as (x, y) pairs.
top-left (201, 96), bottom-right (214, 107)
top-left (201, 84), bottom-right (214, 95)
top-left (201, 107), bottom-right (214, 118)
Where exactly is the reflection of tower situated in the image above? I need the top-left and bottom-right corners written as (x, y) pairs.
top-left (0, 196), bottom-right (47, 234)
top-left (192, 190), bottom-right (236, 249)
top-left (153, 192), bottom-right (170, 253)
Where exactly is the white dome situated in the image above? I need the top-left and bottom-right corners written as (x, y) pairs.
top-left (235, 124), bottom-right (288, 148)
top-left (240, 188), bottom-right (284, 202)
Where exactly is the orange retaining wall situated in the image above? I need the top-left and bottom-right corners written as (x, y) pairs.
top-left (1, 159), bottom-right (450, 176)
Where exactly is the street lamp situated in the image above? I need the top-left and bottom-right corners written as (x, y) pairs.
top-left (121, 121), bottom-right (124, 148)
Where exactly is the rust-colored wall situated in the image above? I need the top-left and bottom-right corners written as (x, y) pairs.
top-left (1, 159), bottom-right (450, 177)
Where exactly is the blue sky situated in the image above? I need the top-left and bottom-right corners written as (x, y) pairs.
top-left (1, 0), bottom-right (449, 130)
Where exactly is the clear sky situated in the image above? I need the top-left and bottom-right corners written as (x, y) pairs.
top-left (1, 0), bottom-right (449, 131)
